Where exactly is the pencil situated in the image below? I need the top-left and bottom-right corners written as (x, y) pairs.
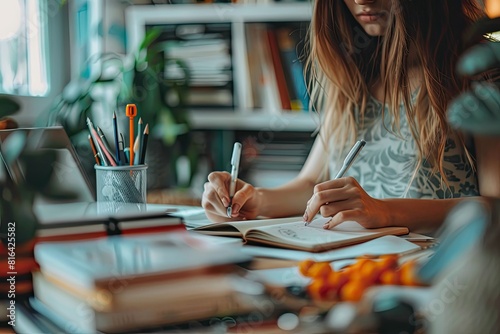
top-left (125, 104), bottom-right (137, 166)
top-left (96, 127), bottom-right (117, 165)
top-left (86, 118), bottom-right (109, 166)
top-left (88, 134), bottom-right (100, 165)
top-left (87, 118), bottom-right (117, 167)
top-left (139, 124), bottom-right (149, 165)
top-left (133, 118), bottom-right (143, 165)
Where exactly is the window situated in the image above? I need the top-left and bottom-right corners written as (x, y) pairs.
top-left (0, 0), bottom-right (49, 96)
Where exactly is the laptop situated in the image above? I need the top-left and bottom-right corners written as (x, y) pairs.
top-left (0, 126), bottom-right (95, 202)
top-left (0, 127), bottom-right (185, 234)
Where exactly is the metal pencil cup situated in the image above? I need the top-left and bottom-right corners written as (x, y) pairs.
top-left (95, 165), bottom-right (148, 203)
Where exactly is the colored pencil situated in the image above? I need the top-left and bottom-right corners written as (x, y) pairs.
top-left (139, 124), bottom-right (149, 165)
top-left (88, 134), bottom-right (101, 165)
top-left (113, 111), bottom-right (120, 165)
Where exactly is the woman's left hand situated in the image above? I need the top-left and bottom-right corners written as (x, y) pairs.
top-left (302, 177), bottom-right (390, 229)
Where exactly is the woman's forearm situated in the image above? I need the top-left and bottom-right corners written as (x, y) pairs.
top-left (382, 197), bottom-right (479, 232)
top-left (256, 177), bottom-right (315, 218)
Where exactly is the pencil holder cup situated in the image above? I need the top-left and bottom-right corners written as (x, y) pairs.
top-left (95, 164), bottom-right (148, 204)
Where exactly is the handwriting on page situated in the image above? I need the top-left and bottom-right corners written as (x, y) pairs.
top-left (260, 218), bottom-right (374, 245)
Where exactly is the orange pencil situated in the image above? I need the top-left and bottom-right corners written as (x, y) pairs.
top-left (88, 134), bottom-right (100, 165)
top-left (125, 104), bottom-right (137, 166)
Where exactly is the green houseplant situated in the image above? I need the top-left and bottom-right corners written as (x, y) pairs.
top-left (41, 28), bottom-right (198, 190)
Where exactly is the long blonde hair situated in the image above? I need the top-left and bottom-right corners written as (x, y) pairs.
top-left (305, 0), bottom-right (486, 185)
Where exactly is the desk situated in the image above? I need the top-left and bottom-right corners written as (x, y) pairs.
top-left (9, 204), bottom-right (436, 334)
top-left (147, 188), bottom-right (202, 206)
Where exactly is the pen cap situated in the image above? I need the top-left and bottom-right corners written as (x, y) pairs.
top-left (125, 104), bottom-right (137, 117)
top-left (231, 142), bottom-right (242, 167)
top-left (344, 140), bottom-right (366, 163)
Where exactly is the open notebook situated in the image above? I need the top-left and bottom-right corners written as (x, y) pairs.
top-left (193, 216), bottom-right (409, 252)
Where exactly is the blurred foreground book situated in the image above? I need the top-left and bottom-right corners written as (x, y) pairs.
top-left (32, 232), bottom-right (259, 333)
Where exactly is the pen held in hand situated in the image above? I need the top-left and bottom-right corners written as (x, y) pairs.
top-left (227, 142), bottom-right (242, 218)
top-left (334, 139), bottom-right (366, 179)
top-left (305, 139), bottom-right (366, 226)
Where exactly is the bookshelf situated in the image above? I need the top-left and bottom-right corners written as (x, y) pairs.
top-left (125, 2), bottom-right (316, 132)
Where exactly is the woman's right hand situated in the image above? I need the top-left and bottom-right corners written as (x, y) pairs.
top-left (201, 171), bottom-right (260, 223)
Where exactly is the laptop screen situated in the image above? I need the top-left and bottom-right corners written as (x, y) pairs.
top-left (0, 126), bottom-right (95, 203)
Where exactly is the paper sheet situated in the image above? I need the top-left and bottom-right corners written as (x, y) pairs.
top-left (242, 235), bottom-right (421, 262)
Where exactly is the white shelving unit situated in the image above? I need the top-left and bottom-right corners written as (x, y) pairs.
top-left (126, 3), bottom-right (315, 131)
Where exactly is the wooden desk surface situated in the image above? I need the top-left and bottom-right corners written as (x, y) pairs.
top-left (147, 188), bottom-right (202, 206)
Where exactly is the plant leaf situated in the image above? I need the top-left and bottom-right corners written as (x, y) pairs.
top-left (0, 96), bottom-right (20, 118)
top-left (1, 131), bottom-right (26, 165)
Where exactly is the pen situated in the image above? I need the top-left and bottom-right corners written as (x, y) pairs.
top-left (126, 104), bottom-right (137, 166)
top-left (334, 139), bottom-right (366, 179)
top-left (119, 133), bottom-right (127, 165)
top-left (89, 122), bottom-right (117, 167)
top-left (87, 118), bottom-right (109, 166)
top-left (305, 139), bottom-right (366, 226)
top-left (226, 142), bottom-right (242, 218)
top-left (96, 126), bottom-right (116, 165)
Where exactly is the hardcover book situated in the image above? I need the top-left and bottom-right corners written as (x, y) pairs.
top-left (34, 232), bottom-right (249, 290)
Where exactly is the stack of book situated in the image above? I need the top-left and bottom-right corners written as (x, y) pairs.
top-left (32, 202), bottom-right (187, 242)
top-left (3, 202), bottom-right (189, 331)
top-left (162, 23), bottom-right (234, 109)
top-left (29, 232), bottom-right (256, 333)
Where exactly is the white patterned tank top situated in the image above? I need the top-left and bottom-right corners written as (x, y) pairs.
top-left (329, 96), bottom-right (480, 199)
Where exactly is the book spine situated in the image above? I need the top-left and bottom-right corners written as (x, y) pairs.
top-left (256, 24), bottom-right (282, 114)
top-left (275, 27), bottom-right (310, 112)
top-left (95, 293), bottom-right (253, 332)
top-left (266, 28), bottom-right (292, 111)
top-left (35, 270), bottom-right (254, 333)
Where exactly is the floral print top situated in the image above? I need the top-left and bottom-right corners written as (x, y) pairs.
top-left (329, 96), bottom-right (479, 199)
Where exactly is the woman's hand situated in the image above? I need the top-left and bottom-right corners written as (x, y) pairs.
top-left (303, 177), bottom-right (390, 229)
top-left (202, 171), bottom-right (260, 223)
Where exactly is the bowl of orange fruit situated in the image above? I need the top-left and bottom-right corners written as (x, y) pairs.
top-left (298, 255), bottom-right (426, 302)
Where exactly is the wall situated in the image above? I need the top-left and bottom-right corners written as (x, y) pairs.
top-left (14, 2), bottom-right (71, 127)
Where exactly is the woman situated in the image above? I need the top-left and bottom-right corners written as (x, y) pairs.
top-left (202, 0), bottom-right (487, 232)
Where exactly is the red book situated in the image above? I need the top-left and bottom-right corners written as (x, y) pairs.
top-left (266, 28), bottom-right (292, 111)
top-left (32, 202), bottom-right (186, 243)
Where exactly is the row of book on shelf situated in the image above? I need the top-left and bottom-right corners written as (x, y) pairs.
top-left (160, 21), bottom-right (310, 112)
top-left (162, 22), bottom-right (235, 109)
top-left (246, 23), bottom-right (311, 113)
